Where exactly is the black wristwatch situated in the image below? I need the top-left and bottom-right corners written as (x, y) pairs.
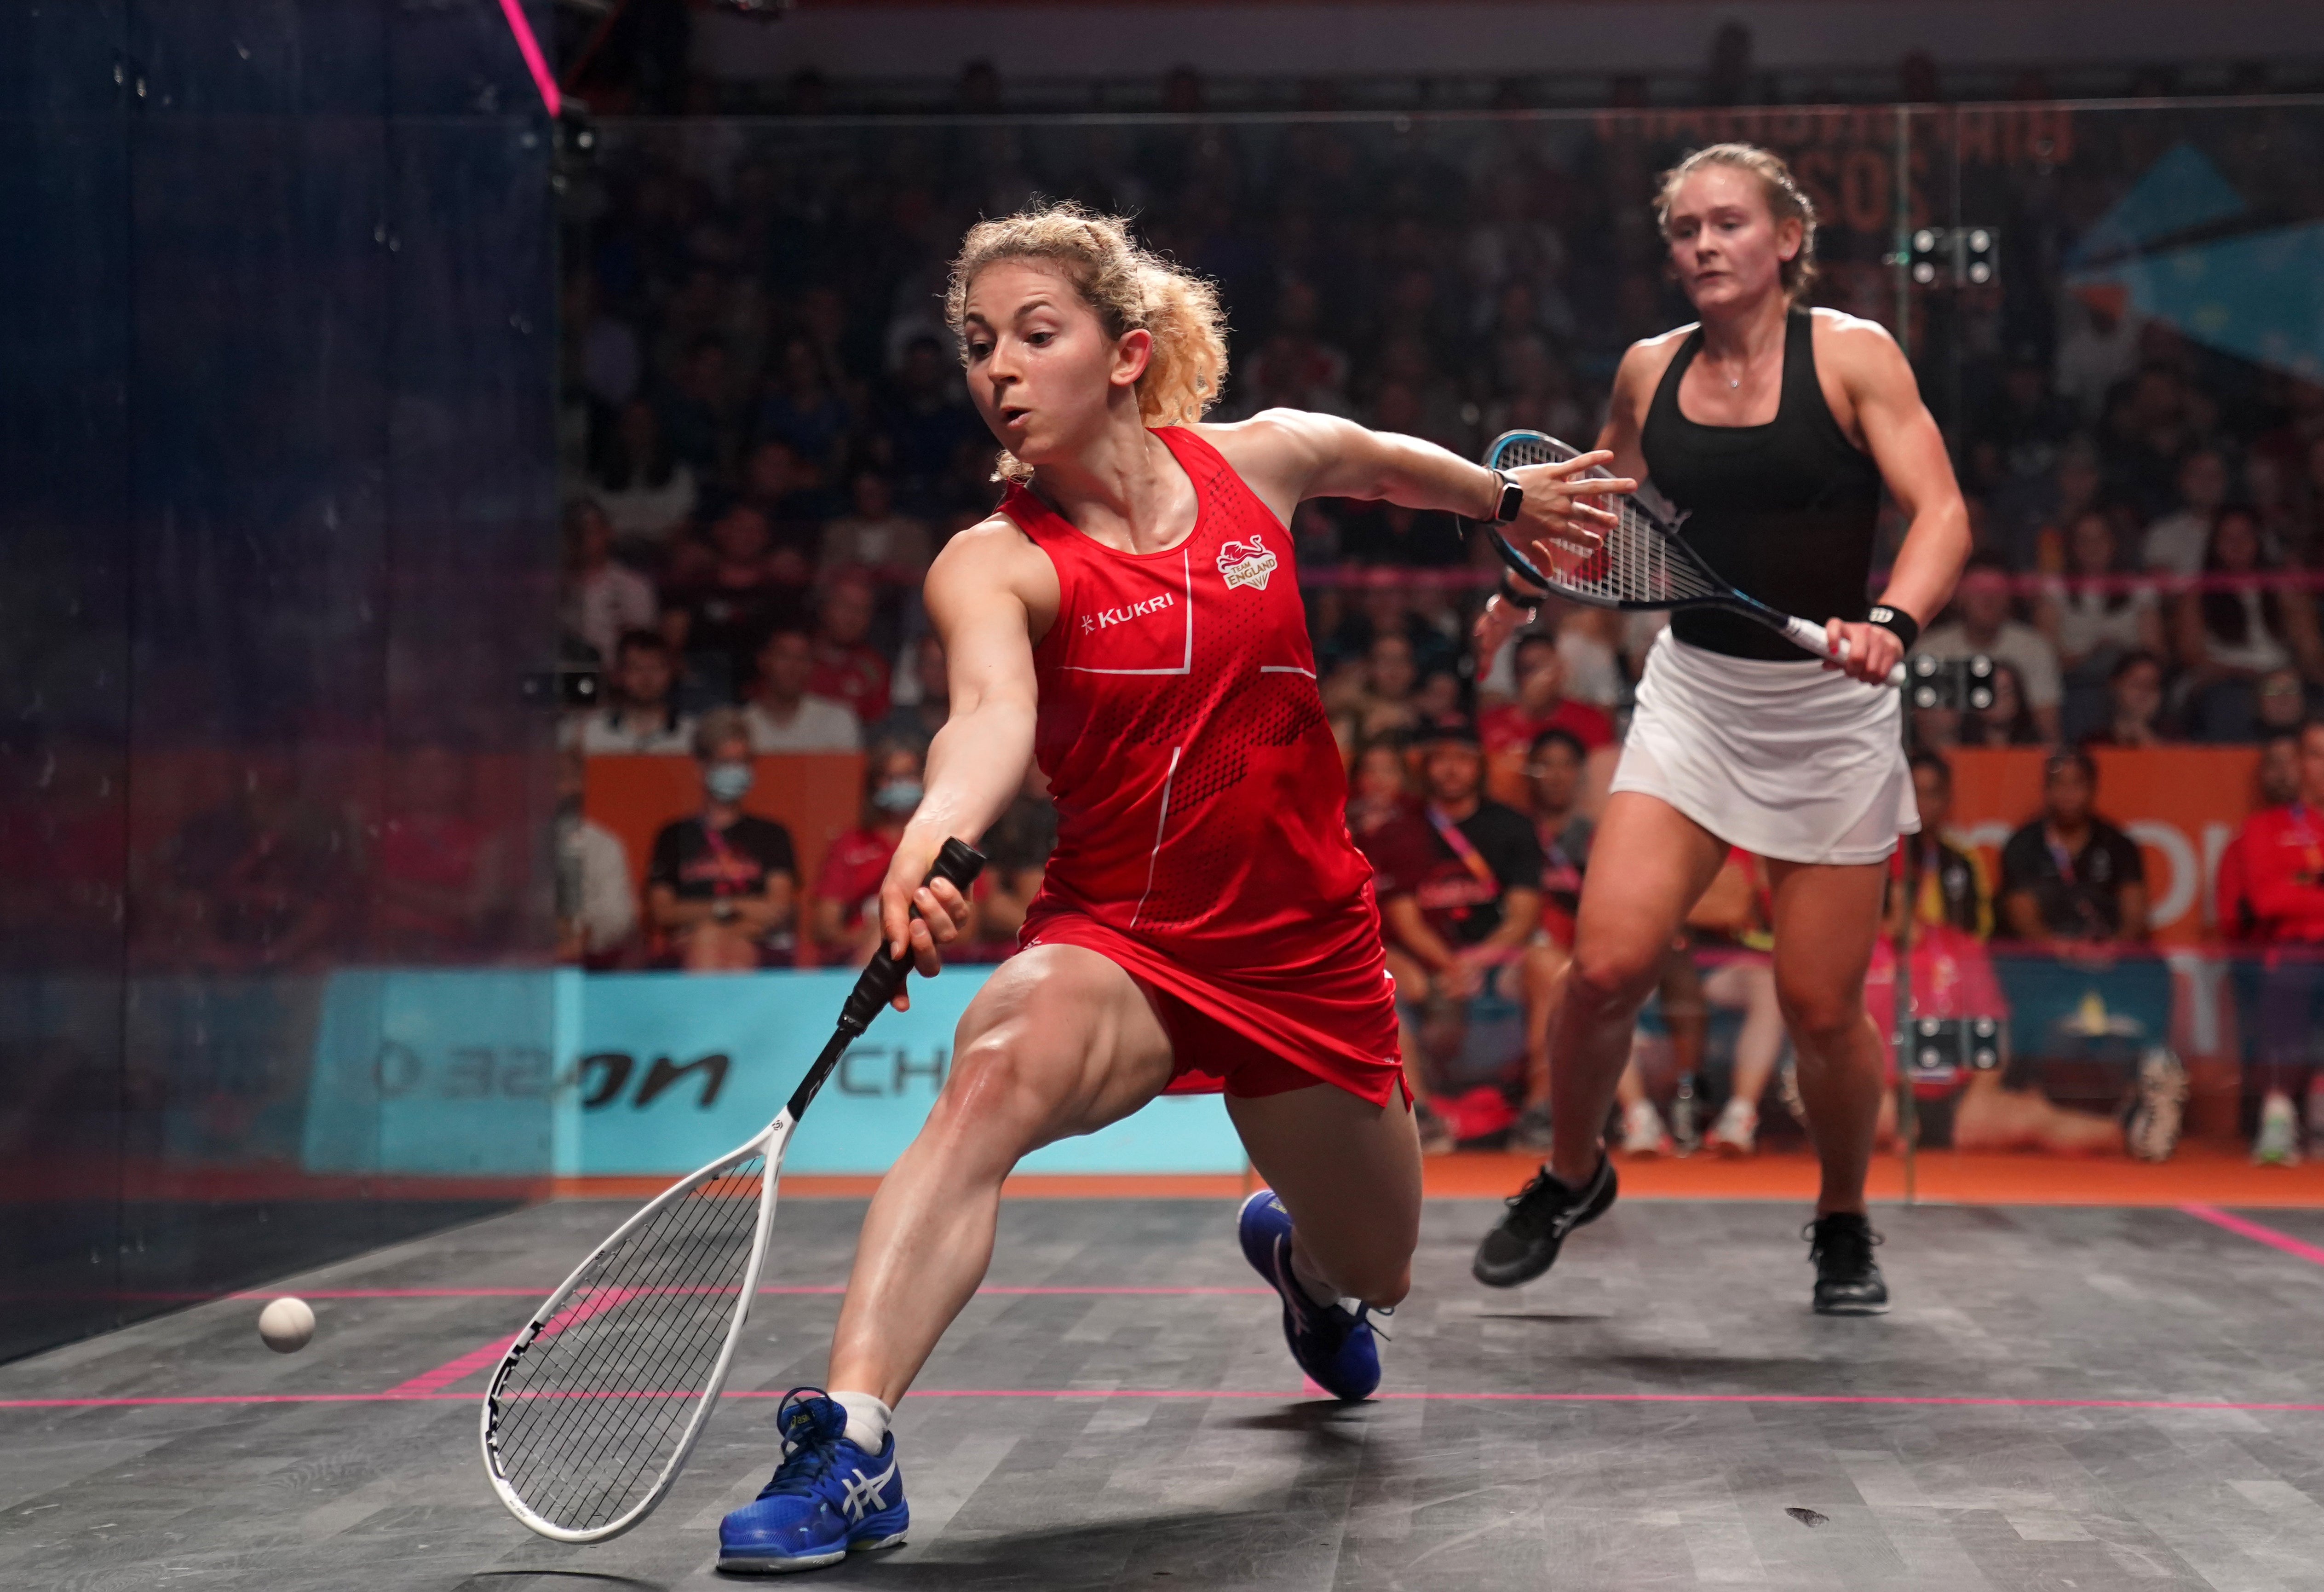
top-left (1487, 468), bottom-right (1524, 525)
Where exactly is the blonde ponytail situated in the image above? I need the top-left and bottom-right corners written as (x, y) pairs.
top-left (944, 202), bottom-right (1229, 480)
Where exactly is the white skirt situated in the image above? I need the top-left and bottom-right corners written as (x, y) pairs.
top-left (1610, 631), bottom-right (1918, 865)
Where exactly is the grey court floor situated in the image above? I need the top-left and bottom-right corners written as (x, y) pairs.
top-left (4, 1195), bottom-right (2324, 1592)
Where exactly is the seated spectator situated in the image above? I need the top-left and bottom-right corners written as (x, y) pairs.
top-left (743, 628), bottom-right (861, 753)
top-left (811, 743), bottom-right (931, 965)
top-left (1993, 749), bottom-right (2181, 1142)
top-left (975, 757), bottom-right (1058, 950)
top-left (1478, 633), bottom-right (1614, 757)
top-left (820, 469), bottom-right (933, 587)
top-left (155, 751), bottom-right (352, 972)
top-left (1329, 631), bottom-right (1422, 755)
top-left (806, 572), bottom-right (893, 725)
top-left (2084, 649), bottom-right (2174, 747)
top-left (755, 335), bottom-right (852, 475)
top-left (2257, 666), bottom-right (2312, 737)
top-left (1955, 659), bottom-right (2045, 747)
top-left (2139, 446), bottom-right (2231, 576)
top-left (1346, 739), bottom-right (1420, 856)
top-left (1368, 721), bottom-right (1551, 1125)
top-left (1920, 556), bottom-right (2064, 742)
top-left (2227, 718), bottom-right (2324, 1165)
top-left (875, 335), bottom-right (983, 511)
top-left (1414, 667), bottom-right (1465, 729)
top-left (2174, 506), bottom-right (2324, 741)
top-left (574, 631), bottom-right (697, 755)
top-left (376, 744), bottom-right (508, 961)
top-left (561, 500), bottom-right (657, 664)
top-left (1504, 726), bottom-right (1596, 1151)
top-left (553, 747), bottom-right (638, 967)
top-left (666, 503), bottom-right (810, 690)
top-left (871, 634), bottom-right (949, 754)
top-left (644, 710), bottom-right (798, 971)
top-left (589, 399), bottom-right (698, 556)
top-left (1882, 750), bottom-right (2142, 1154)
top-left (655, 335), bottom-right (743, 485)
top-left (732, 438), bottom-right (830, 581)
top-left (2035, 507), bottom-right (2162, 733)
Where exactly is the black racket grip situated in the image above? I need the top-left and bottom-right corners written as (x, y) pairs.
top-left (836, 837), bottom-right (986, 1035)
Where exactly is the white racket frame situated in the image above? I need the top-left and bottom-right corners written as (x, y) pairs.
top-left (480, 1107), bottom-right (795, 1544)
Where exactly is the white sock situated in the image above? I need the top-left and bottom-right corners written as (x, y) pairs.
top-left (828, 1389), bottom-right (892, 1452)
top-left (1287, 1241), bottom-right (1342, 1309)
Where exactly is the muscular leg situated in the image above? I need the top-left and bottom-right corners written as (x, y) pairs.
top-left (1547, 794), bottom-right (1730, 1188)
top-left (1228, 1084), bottom-right (1423, 1309)
top-left (1764, 859), bottom-right (1888, 1217)
top-left (826, 945), bottom-right (1176, 1405)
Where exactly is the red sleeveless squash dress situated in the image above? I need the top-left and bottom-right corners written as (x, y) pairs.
top-left (1003, 426), bottom-right (1405, 1106)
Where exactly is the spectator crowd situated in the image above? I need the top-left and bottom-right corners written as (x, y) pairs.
top-left (550, 90), bottom-right (2324, 1163)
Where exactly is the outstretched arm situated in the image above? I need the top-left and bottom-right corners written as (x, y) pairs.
top-left (1821, 321), bottom-right (1972, 686)
top-left (1210, 408), bottom-right (1633, 573)
top-left (872, 527), bottom-right (1045, 1004)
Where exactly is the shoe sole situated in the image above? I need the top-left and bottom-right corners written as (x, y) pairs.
top-left (1814, 1298), bottom-right (1892, 1316)
top-left (717, 1549), bottom-right (850, 1575)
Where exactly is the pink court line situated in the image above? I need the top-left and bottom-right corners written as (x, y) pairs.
top-left (2182, 1203), bottom-right (2324, 1267)
top-left (385, 1286), bottom-right (1272, 1395)
top-left (6, 1388), bottom-right (2324, 1414)
top-left (196, 1285), bottom-right (1269, 1302)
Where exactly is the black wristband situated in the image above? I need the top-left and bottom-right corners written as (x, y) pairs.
top-left (1866, 605), bottom-right (1920, 652)
top-left (1499, 572), bottom-right (1548, 611)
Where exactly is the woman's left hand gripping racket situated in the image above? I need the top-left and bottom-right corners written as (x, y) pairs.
top-left (1483, 429), bottom-right (1907, 687)
top-left (481, 837), bottom-right (986, 1544)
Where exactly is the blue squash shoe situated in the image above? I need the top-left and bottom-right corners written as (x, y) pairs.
top-left (1237, 1188), bottom-right (1384, 1402)
top-left (718, 1388), bottom-right (908, 1574)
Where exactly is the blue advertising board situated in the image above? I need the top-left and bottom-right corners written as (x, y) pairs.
top-left (301, 967), bottom-right (1244, 1178)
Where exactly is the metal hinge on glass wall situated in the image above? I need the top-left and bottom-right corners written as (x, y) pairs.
top-left (1901, 227), bottom-right (2002, 288)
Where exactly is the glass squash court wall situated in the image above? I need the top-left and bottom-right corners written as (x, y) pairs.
top-left (0, 5), bottom-right (564, 1363)
top-left (566, 96), bottom-right (2324, 1179)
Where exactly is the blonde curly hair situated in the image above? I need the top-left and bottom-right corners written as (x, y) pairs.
top-left (944, 201), bottom-right (1228, 481)
top-left (1654, 143), bottom-right (1820, 302)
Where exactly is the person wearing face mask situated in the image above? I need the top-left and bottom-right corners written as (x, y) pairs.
top-left (809, 743), bottom-right (941, 965)
top-left (644, 710), bottom-right (799, 970)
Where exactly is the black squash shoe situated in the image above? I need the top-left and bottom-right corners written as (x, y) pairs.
top-left (1471, 1155), bottom-right (1617, 1288)
top-left (1805, 1212), bottom-right (1889, 1315)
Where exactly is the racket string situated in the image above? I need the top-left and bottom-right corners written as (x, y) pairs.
top-left (1497, 436), bottom-right (1719, 607)
top-left (490, 1154), bottom-right (769, 1532)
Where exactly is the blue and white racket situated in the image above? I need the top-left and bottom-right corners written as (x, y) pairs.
top-left (1483, 429), bottom-right (1907, 688)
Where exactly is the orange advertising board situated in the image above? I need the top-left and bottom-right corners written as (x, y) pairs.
top-left (1940, 747), bottom-right (2262, 948)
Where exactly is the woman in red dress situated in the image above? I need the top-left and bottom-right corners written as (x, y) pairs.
top-left (715, 202), bottom-right (1622, 1573)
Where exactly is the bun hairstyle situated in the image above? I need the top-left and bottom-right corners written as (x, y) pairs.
top-left (944, 201), bottom-right (1229, 481)
top-left (1654, 143), bottom-right (1819, 301)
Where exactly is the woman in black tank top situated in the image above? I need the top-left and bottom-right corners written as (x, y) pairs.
top-left (1471, 145), bottom-right (1971, 1315)
top-left (1640, 307), bottom-right (1885, 661)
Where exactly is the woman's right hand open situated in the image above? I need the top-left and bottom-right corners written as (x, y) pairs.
top-left (1508, 450), bottom-right (1637, 576)
top-left (874, 836), bottom-right (973, 1010)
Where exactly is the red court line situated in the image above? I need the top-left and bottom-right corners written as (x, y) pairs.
top-left (7, 1387), bottom-right (2324, 1413)
top-left (2181, 1203), bottom-right (2324, 1267)
top-left (386, 1285), bottom-right (641, 1397)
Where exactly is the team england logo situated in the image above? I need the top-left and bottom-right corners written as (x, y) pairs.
top-left (1216, 533), bottom-right (1278, 592)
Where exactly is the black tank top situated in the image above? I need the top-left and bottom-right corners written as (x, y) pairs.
top-left (1639, 308), bottom-right (1884, 661)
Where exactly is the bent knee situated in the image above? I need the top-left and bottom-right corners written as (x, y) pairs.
top-left (1567, 947), bottom-right (1663, 1018)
